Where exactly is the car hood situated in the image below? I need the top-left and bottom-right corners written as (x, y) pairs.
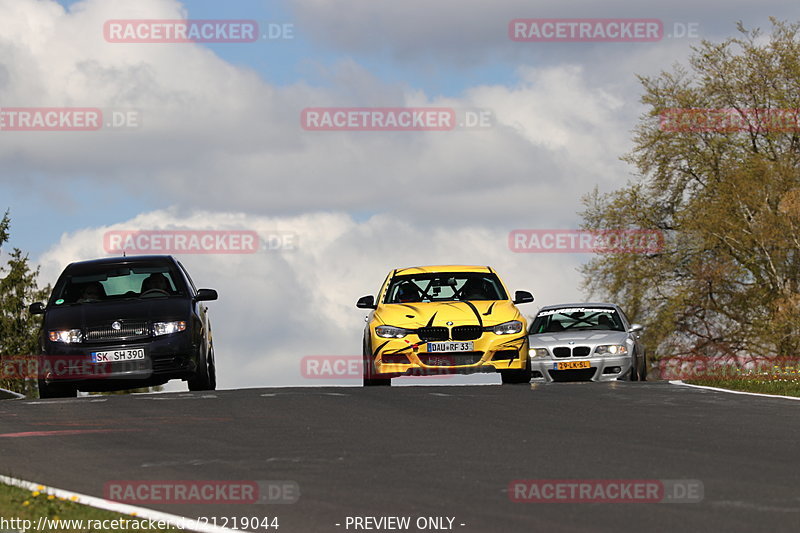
top-left (44, 298), bottom-right (189, 329)
top-left (375, 300), bottom-right (522, 328)
top-left (529, 330), bottom-right (629, 347)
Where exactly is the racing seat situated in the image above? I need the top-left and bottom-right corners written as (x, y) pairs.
top-left (460, 278), bottom-right (490, 300)
top-left (545, 320), bottom-right (565, 332)
top-left (396, 283), bottom-right (422, 303)
top-left (597, 315), bottom-right (614, 330)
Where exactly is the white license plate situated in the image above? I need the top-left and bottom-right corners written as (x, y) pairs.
top-left (427, 341), bottom-right (474, 352)
top-left (91, 349), bottom-right (146, 363)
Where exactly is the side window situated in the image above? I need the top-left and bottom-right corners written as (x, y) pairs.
top-left (177, 261), bottom-right (198, 296)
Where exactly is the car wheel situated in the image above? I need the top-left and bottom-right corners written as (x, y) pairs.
top-left (362, 342), bottom-right (391, 387)
top-left (188, 347), bottom-right (215, 391)
top-left (37, 380), bottom-right (77, 398)
top-left (628, 354), bottom-right (639, 381)
top-left (639, 353), bottom-right (648, 381)
top-left (500, 357), bottom-right (532, 384)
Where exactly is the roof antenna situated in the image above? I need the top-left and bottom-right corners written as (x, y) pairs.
top-left (123, 250), bottom-right (126, 257)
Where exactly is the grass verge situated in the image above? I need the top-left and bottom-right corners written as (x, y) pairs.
top-left (0, 482), bottom-right (179, 532)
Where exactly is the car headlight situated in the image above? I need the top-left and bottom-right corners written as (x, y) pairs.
top-left (529, 348), bottom-right (550, 358)
top-left (486, 320), bottom-right (523, 335)
top-left (375, 325), bottom-right (409, 339)
top-left (595, 344), bottom-right (628, 355)
top-left (48, 329), bottom-right (83, 343)
top-left (153, 321), bottom-right (187, 336)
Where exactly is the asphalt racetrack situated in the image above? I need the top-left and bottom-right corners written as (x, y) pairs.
top-left (1, 381), bottom-right (799, 533)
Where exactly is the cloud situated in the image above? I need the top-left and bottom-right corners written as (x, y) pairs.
top-left (0, 0), bottom-right (652, 229)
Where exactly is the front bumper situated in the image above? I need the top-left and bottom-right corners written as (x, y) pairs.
top-left (530, 355), bottom-right (631, 383)
top-left (40, 332), bottom-right (198, 387)
top-left (369, 334), bottom-right (529, 377)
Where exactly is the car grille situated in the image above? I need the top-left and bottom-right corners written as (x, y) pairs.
top-left (152, 356), bottom-right (189, 374)
top-left (553, 347), bottom-right (571, 358)
top-left (548, 368), bottom-right (596, 382)
top-left (415, 327), bottom-right (449, 342)
top-left (418, 352), bottom-right (484, 366)
top-left (381, 354), bottom-right (411, 364)
top-left (451, 325), bottom-right (483, 341)
top-left (552, 346), bottom-right (592, 358)
top-left (491, 350), bottom-right (518, 361)
top-left (85, 321), bottom-right (150, 342)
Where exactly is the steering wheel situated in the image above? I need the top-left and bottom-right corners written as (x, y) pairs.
top-left (140, 289), bottom-right (169, 297)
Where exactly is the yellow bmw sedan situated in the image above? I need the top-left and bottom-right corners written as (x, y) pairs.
top-left (356, 265), bottom-right (535, 386)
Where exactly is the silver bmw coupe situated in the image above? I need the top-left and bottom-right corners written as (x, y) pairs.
top-left (528, 303), bottom-right (646, 382)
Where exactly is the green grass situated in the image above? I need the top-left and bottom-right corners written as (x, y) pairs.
top-left (0, 482), bottom-right (180, 532)
top-left (684, 377), bottom-right (800, 397)
top-left (683, 363), bottom-right (800, 397)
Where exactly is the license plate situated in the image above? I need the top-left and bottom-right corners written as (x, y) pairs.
top-left (427, 341), bottom-right (474, 352)
top-left (91, 349), bottom-right (145, 363)
top-left (555, 360), bottom-right (590, 370)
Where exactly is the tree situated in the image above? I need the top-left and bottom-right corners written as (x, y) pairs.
top-left (0, 211), bottom-right (51, 397)
top-left (580, 19), bottom-right (800, 369)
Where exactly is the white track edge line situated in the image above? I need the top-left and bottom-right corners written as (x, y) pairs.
top-left (0, 474), bottom-right (241, 533)
top-left (669, 380), bottom-right (800, 401)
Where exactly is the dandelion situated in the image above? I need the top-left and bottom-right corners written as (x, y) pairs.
top-left (22, 501), bottom-right (30, 506)
top-left (32, 491), bottom-right (40, 497)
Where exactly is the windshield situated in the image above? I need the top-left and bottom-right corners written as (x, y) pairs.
top-left (51, 263), bottom-right (185, 305)
top-left (530, 307), bottom-right (625, 333)
top-left (384, 272), bottom-right (507, 303)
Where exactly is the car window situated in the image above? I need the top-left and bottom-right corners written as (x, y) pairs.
top-left (384, 273), bottom-right (507, 303)
top-left (530, 307), bottom-right (625, 333)
top-left (52, 264), bottom-right (185, 304)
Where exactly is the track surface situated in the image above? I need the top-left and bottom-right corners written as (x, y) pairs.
top-left (1, 382), bottom-right (799, 533)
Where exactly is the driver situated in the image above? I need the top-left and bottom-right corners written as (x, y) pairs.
top-left (141, 273), bottom-right (171, 294)
top-left (78, 281), bottom-right (106, 302)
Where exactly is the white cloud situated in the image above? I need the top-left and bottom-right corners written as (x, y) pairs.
top-left (0, 0), bottom-right (650, 228)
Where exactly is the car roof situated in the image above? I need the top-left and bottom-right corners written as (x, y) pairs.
top-left (393, 265), bottom-right (494, 275)
top-left (63, 255), bottom-right (179, 270)
top-left (537, 302), bottom-right (620, 311)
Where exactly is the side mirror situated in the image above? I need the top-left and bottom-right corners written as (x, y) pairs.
top-left (356, 295), bottom-right (376, 309)
top-left (629, 324), bottom-right (643, 333)
top-left (29, 302), bottom-right (45, 315)
top-left (195, 289), bottom-right (218, 302)
top-left (513, 291), bottom-right (534, 304)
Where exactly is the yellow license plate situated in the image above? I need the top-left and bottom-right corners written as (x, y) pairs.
top-left (556, 360), bottom-right (590, 370)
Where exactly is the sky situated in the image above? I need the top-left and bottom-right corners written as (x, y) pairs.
top-left (1, 0), bottom-right (799, 390)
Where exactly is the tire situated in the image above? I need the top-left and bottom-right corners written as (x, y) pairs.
top-left (628, 354), bottom-right (639, 382)
top-left (639, 353), bottom-right (648, 381)
top-left (363, 341), bottom-right (391, 387)
top-left (501, 356), bottom-right (532, 384)
top-left (37, 380), bottom-right (77, 398)
top-left (188, 347), bottom-right (216, 391)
